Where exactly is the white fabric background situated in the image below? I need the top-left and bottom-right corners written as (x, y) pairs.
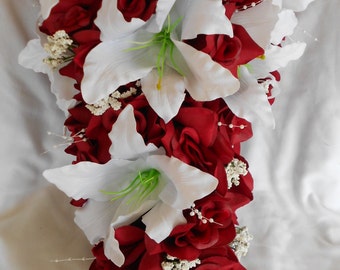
top-left (0, 0), bottom-right (339, 269)
top-left (238, 1), bottom-right (340, 269)
top-left (0, 1), bottom-right (92, 269)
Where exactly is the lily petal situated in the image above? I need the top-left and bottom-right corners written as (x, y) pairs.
top-left (18, 39), bottom-right (49, 74)
top-left (173, 40), bottom-right (240, 101)
top-left (109, 105), bottom-right (160, 159)
top-left (43, 158), bottom-right (142, 201)
top-left (75, 200), bottom-right (116, 244)
top-left (18, 38), bottom-right (77, 113)
top-left (95, 0), bottom-right (146, 41)
top-left (224, 66), bottom-right (275, 128)
top-left (141, 68), bottom-right (186, 123)
top-left (145, 0), bottom-right (177, 33)
top-left (250, 42), bottom-right (306, 78)
top-left (105, 199), bottom-right (158, 265)
top-left (231, 0), bottom-right (280, 49)
top-left (142, 202), bottom-right (186, 243)
top-left (139, 154), bottom-right (218, 242)
top-left (150, 155), bottom-right (218, 208)
top-left (104, 227), bottom-right (124, 267)
top-left (82, 32), bottom-right (156, 104)
top-left (175, 0), bottom-right (233, 40)
top-left (271, 9), bottom-right (298, 45)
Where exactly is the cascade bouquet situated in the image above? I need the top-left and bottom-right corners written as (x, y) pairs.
top-left (19, 0), bottom-right (314, 269)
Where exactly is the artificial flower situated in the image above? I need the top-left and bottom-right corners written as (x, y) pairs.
top-left (90, 227), bottom-right (146, 269)
top-left (249, 42), bottom-right (306, 79)
top-left (39, 0), bottom-right (102, 35)
top-left (160, 96), bottom-right (245, 195)
top-left (117, 0), bottom-right (158, 22)
top-left (18, 37), bottom-right (77, 113)
top-left (43, 105), bottom-right (218, 266)
top-left (230, 0), bottom-right (280, 49)
top-left (270, 8), bottom-right (298, 45)
top-left (225, 4), bottom-right (305, 128)
top-left (184, 24), bottom-right (264, 77)
top-left (64, 90), bottom-right (161, 164)
top-left (38, 0), bottom-right (103, 84)
top-left (91, 220), bottom-right (243, 270)
top-left (156, 193), bottom-right (237, 260)
top-left (82, 0), bottom-right (239, 122)
top-left (224, 66), bottom-right (276, 128)
top-left (195, 246), bottom-right (246, 270)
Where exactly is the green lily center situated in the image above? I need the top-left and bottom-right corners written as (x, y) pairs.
top-left (126, 16), bottom-right (183, 90)
top-left (103, 168), bottom-right (160, 205)
top-left (153, 21), bottom-right (176, 90)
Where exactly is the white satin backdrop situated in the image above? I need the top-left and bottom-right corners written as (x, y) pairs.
top-left (0, 1), bottom-right (92, 269)
top-left (0, 1), bottom-right (339, 270)
top-left (238, 1), bottom-right (340, 269)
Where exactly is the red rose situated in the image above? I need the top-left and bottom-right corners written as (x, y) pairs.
top-left (39, 0), bottom-right (102, 84)
top-left (90, 226), bottom-right (164, 270)
top-left (197, 246), bottom-right (246, 270)
top-left (59, 29), bottom-right (101, 84)
top-left (225, 160), bottom-right (254, 212)
top-left (39, 0), bottom-right (102, 35)
top-left (142, 193), bottom-right (236, 262)
top-left (160, 96), bottom-right (252, 195)
top-left (90, 226), bottom-right (146, 270)
top-left (90, 221), bottom-right (245, 269)
top-left (64, 91), bottom-right (164, 164)
top-left (185, 25), bottom-right (264, 77)
top-left (223, 0), bottom-right (264, 18)
top-left (117, 0), bottom-right (158, 22)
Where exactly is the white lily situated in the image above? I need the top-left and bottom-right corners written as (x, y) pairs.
top-left (224, 66), bottom-right (276, 128)
top-left (225, 38), bottom-right (306, 129)
top-left (19, 1), bottom-right (80, 114)
top-left (82, 0), bottom-right (239, 122)
top-left (43, 105), bottom-right (218, 266)
top-left (18, 36), bottom-right (77, 114)
top-left (231, 0), bottom-right (280, 49)
top-left (227, 1), bottom-right (307, 128)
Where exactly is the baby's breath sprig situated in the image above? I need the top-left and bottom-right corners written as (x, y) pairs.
top-left (43, 30), bottom-right (75, 69)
